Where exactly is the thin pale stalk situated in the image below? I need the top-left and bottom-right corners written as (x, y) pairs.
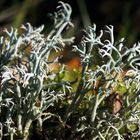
top-left (91, 93), bottom-right (107, 123)
top-left (23, 119), bottom-right (32, 140)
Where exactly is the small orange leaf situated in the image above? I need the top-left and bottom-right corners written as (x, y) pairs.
top-left (112, 93), bottom-right (123, 113)
top-left (67, 57), bottom-right (81, 70)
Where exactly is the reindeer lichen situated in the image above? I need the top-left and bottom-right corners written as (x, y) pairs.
top-left (0, 2), bottom-right (140, 140)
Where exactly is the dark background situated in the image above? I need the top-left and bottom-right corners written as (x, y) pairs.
top-left (0, 0), bottom-right (140, 46)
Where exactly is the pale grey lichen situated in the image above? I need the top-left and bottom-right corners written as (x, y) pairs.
top-left (0, 1), bottom-right (140, 140)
